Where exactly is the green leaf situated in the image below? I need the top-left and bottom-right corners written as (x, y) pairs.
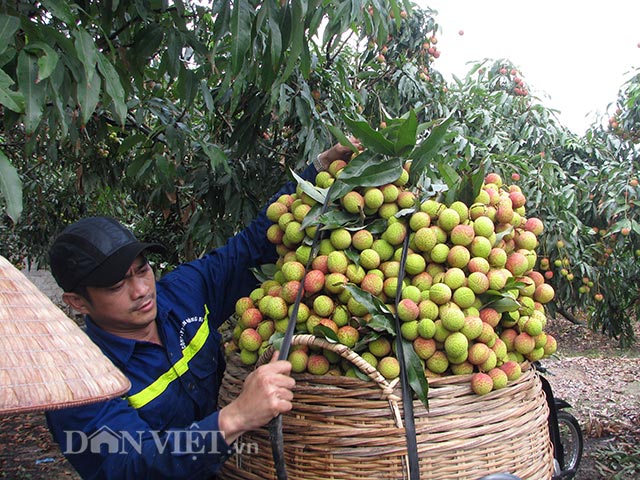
top-left (202, 143), bottom-right (231, 173)
top-left (343, 116), bottom-right (395, 155)
top-left (290, 169), bottom-right (328, 204)
top-left (41, 0), bottom-right (75, 24)
top-left (480, 293), bottom-right (520, 313)
top-left (313, 325), bottom-right (339, 343)
top-left (367, 313), bottom-right (396, 336)
top-left (74, 28), bottom-right (98, 87)
top-left (118, 134), bottom-right (146, 154)
top-left (230, 0), bottom-right (252, 76)
top-left (401, 337), bottom-right (429, 409)
top-left (0, 15), bottom-right (20, 57)
top-left (0, 151), bottom-right (23, 222)
top-left (494, 225), bottom-right (514, 243)
top-left (76, 68), bottom-right (100, 126)
top-left (343, 283), bottom-right (394, 333)
top-left (0, 69), bottom-right (24, 113)
top-left (16, 50), bottom-right (45, 134)
top-left (394, 110), bottom-right (418, 156)
top-left (96, 55), bottom-right (127, 125)
top-left (409, 115), bottom-right (454, 185)
top-left (337, 151), bottom-right (404, 188)
top-left (24, 42), bottom-right (59, 83)
top-left (316, 210), bottom-right (361, 230)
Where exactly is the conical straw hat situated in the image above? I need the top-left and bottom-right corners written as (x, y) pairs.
top-left (0, 255), bottom-right (130, 415)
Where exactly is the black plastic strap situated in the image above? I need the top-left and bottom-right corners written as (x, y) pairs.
top-left (393, 231), bottom-right (420, 479)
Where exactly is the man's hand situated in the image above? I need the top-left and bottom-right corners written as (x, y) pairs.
top-left (218, 352), bottom-right (295, 444)
top-left (316, 137), bottom-right (362, 170)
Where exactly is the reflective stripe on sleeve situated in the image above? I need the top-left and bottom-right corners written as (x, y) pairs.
top-left (126, 306), bottom-right (211, 409)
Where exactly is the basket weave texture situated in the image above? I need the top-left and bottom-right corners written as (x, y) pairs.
top-left (0, 256), bottom-right (131, 415)
top-left (219, 334), bottom-right (553, 480)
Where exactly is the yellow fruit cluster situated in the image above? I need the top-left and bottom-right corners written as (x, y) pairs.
top-left (230, 162), bottom-right (557, 395)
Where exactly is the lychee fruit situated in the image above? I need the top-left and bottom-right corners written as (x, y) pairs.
top-left (304, 270), bottom-right (326, 294)
top-left (488, 367), bottom-right (508, 390)
top-left (307, 354), bottom-right (331, 375)
top-left (352, 229), bottom-right (374, 250)
top-left (341, 191), bottom-right (365, 213)
top-left (378, 356), bottom-right (401, 380)
top-left (337, 325), bottom-right (360, 348)
top-left (413, 337), bottom-right (437, 360)
top-left (499, 360), bottom-right (522, 381)
top-left (238, 328), bottom-right (263, 352)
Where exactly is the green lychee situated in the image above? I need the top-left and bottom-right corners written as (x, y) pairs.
top-left (359, 248), bottom-right (382, 270)
top-left (426, 350), bottom-right (449, 374)
top-left (239, 348), bottom-right (259, 365)
top-left (400, 321), bottom-right (419, 341)
top-left (440, 303), bottom-right (465, 331)
top-left (429, 243), bottom-right (450, 263)
top-left (288, 349), bottom-right (309, 373)
top-left (437, 208), bottom-right (461, 231)
top-left (382, 222), bottom-right (408, 246)
top-left (327, 250), bottom-right (349, 274)
top-left (428, 283), bottom-right (452, 305)
top-left (352, 229), bottom-right (374, 250)
top-left (444, 332), bottom-right (469, 359)
top-left (266, 296), bottom-right (289, 321)
top-left (414, 227), bottom-right (438, 252)
top-left (443, 267), bottom-right (466, 290)
top-left (409, 211), bottom-right (431, 231)
top-left (378, 356), bottom-right (401, 380)
top-left (460, 315), bottom-right (483, 340)
top-left (364, 187), bottom-right (385, 210)
top-left (452, 286), bottom-right (476, 309)
top-left (467, 271), bottom-right (490, 294)
top-left (401, 285), bottom-right (421, 303)
top-left (330, 228), bottom-right (352, 250)
top-left (341, 191), bottom-right (365, 214)
top-left (405, 253), bottom-right (427, 276)
top-left (368, 336), bottom-right (392, 357)
top-left (381, 184), bottom-right (399, 203)
top-left (266, 201), bottom-right (289, 222)
top-left (417, 317), bottom-right (437, 338)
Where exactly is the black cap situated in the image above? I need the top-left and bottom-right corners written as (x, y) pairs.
top-left (49, 216), bottom-right (166, 292)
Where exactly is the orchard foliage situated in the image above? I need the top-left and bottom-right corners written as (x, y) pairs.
top-left (0, 1), bottom-right (638, 345)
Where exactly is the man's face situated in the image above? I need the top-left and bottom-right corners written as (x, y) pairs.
top-left (81, 256), bottom-right (158, 336)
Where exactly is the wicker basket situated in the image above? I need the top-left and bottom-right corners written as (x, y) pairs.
top-left (218, 334), bottom-right (553, 480)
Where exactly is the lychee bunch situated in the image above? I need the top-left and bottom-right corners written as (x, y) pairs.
top-left (228, 163), bottom-right (557, 396)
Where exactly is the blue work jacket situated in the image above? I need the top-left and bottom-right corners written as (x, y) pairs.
top-left (46, 164), bottom-right (319, 479)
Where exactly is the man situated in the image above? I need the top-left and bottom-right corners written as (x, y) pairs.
top-left (46, 142), bottom-right (357, 479)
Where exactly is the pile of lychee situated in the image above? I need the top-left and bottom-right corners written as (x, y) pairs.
top-left (229, 160), bottom-right (557, 396)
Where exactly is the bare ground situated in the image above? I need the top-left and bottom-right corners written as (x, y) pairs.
top-left (1, 315), bottom-right (638, 479)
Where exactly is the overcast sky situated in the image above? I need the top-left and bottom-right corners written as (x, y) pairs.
top-left (418, 1), bottom-right (640, 134)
